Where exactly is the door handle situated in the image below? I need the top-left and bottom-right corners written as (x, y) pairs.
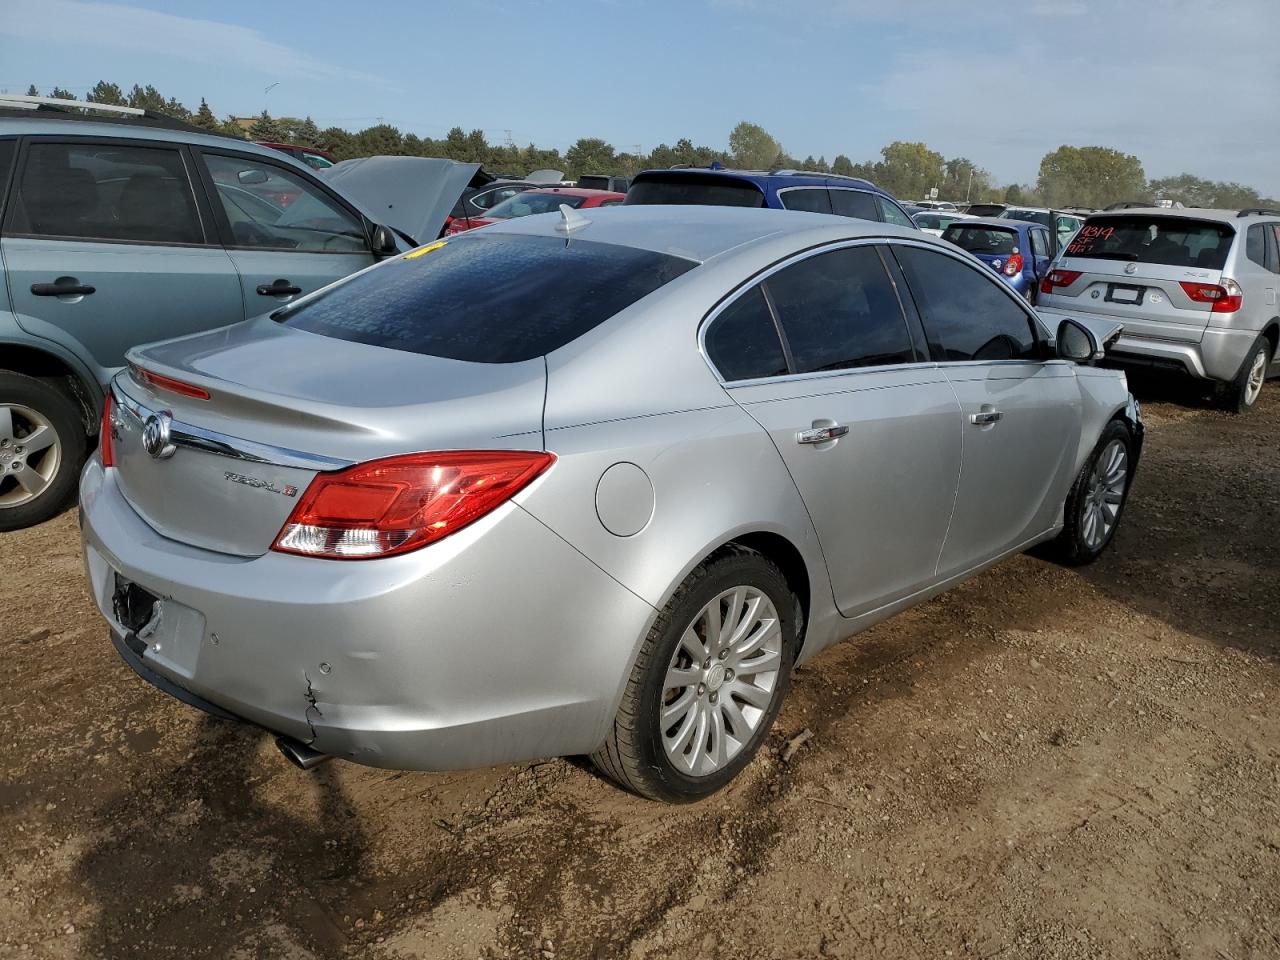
top-left (797, 424), bottom-right (850, 444)
top-left (31, 278), bottom-right (95, 297)
top-left (969, 410), bottom-right (1003, 425)
top-left (256, 279), bottom-right (303, 297)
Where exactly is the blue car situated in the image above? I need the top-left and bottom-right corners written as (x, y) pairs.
top-left (941, 217), bottom-right (1055, 303)
top-left (625, 165), bottom-right (918, 228)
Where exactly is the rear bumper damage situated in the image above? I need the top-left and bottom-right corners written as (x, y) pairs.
top-left (81, 457), bottom-right (656, 772)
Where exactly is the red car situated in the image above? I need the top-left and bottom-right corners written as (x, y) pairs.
top-left (446, 187), bottom-right (625, 234)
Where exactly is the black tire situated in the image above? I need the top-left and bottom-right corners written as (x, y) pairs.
top-left (1221, 335), bottom-right (1271, 414)
top-left (591, 546), bottom-right (799, 802)
top-left (1051, 419), bottom-right (1134, 566)
top-left (0, 371), bottom-right (88, 532)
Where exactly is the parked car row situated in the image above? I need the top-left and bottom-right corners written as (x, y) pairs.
top-left (0, 96), bottom-right (1272, 804)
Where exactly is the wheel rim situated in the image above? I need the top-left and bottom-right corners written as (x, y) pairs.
top-left (0, 404), bottom-right (62, 509)
top-left (1244, 349), bottom-right (1267, 406)
top-left (1082, 438), bottom-right (1127, 551)
top-left (660, 585), bottom-right (783, 777)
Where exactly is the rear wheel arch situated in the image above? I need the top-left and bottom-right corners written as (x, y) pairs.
top-left (0, 342), bottom-right (100, 435)
top-left (1261, 320), bottom-right (1279, 361)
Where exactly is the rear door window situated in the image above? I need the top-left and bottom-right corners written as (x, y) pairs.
top-left (780, 188), bottom-right (832, 214)
top-left (625, 173), bottom-right (766, 208)
top-left (1247, 224), bottom-right (1267, 268)
top-left (943, 226), bottom-right (1018, 255)
top-left (1063, 215), bottom-right (1234, 269)
top-left (765, 245), bottom-right (917, 373)
top-left (280, 232), bottom-right (698, 362)
top-left (8, 141), bottom-right (204, 244)
top-left (830, 189), bottom-right (879, 221)
top-left (877, 196), bottom-right (915, 227)
top-left (895, 245), bottom-right (1040, 362)
top-left (1268, 225), bottom-right (1280, 273)
top-left (0, 138), bottom-right (15, 220)
top-left (1030, 229), bottom-right (1050, 258)
top-left (704, 285), bottom-right (788, 381)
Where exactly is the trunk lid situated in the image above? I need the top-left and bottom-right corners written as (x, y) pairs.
top-left (319, 156), bottom-right (481, 245)
top-left (113, 317), bottom-right (546, 557)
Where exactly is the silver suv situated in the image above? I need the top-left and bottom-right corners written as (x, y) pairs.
top-left (1039, 207), bottom-right (1280, 412)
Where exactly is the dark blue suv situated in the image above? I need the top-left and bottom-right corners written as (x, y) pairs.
top-left (625, 166), bottom-right (918, 228)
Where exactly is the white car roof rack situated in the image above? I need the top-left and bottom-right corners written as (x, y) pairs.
top-left (0, 94), bottom-right (146, 116)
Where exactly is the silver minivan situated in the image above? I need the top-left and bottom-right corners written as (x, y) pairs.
top-left (1039, 207), bottom-right (1280, 412)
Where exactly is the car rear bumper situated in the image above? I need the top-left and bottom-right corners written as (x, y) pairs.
top-left (1107, 327), bottom-right (1258, 382)
top-left (80, 457), bottom-right (656, 771)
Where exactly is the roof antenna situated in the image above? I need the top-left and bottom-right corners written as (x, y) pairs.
top-left (556, 203), bottom-right (591, 240)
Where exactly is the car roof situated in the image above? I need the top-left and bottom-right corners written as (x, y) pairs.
top-left (525, 187), bottom-right (624, 198)
top-left (633, 166), bottom-right (884, 195)
top-left (955, 217), bottom-right (1036, 230)
top-left (1084, 207), bottom-right (1273, 224)
top-left (478, 204), bottom-right (932, 263)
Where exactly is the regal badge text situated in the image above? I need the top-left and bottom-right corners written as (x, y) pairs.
top-left (224, 471), bottom-right (299, 498)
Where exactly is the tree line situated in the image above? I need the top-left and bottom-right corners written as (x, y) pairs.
top-left (24, 82), bottom-right (1278, 211)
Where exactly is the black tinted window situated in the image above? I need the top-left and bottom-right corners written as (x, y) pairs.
top-left (281, 233), bottom-right (697, 363)
top-left (625, 174), bottom-right (765, 208)
top-left (780, 188), bottom-right (831, 214)
top-left (1246, 224), bottom-right (1266, 268)
top-left (943, 226), bottom-right (1018, 255)
top-left (896, 246), bottom-right (1039, 362)
top-left (830, 189), bottom-right (878, 221)
top-left (11, 142), bottom-right (202, 244)
top-left (1064, 215), bottom-right (1233, 269)
top-left (765, 246), bottom-right (915, 373)
top-left (705, 286), bottom-right (787, 381)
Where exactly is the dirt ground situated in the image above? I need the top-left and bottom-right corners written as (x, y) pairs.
top-left (2, 374), bottom-right (1278, 960)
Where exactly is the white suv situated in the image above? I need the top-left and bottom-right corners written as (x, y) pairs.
top-left (1039, 207), bottom-right (1280, 412)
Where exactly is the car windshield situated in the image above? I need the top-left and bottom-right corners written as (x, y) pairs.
top-left (484, 192), bottom-right (586, 219)
top-left (1002, 208), bottom-right (1051, 228)
top-left (1063, 216), bottom-right (1235, 268)
top-left (943, 226), bottom-right (1018, 255)
top-left (625, 174), bottom-right (766, 208)
top-left (279, 232), bottom-right (698, 363)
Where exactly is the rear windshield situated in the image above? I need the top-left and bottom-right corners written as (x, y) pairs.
top-left (965, 203), bottom-right (1006, 217)
top-left (1064, 216), bottom-right (1234, 268)
top-left (625, 173), bottom-right (766, 208)
top-left (279, 233), bottom-right (698, 362)
top-left (1002, 208), bottom-right (1051, 228)
top-left (943, 225), bottom-right (1018, 255)
top-left (485, 192), bottom-right (585, 219)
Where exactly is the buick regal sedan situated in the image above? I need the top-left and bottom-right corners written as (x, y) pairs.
top-left (80, 206), bottom-right (1142, 802)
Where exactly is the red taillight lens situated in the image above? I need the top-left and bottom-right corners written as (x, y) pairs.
top-left (100, 393), bottom-right (115, 468)
top-left (1040, 269), bottom-right (1082, 295)
top-left (1179, 279), bottom-right (1243, 313)
top-left (131, 364), bottom-right (210, 400)
top-left (272, 450), bottom-right (555, 560)
top-left (1002, 253), bottom-right (1023, 277)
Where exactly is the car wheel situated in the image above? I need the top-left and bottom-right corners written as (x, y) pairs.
top-left (1051, 420), bottom-right (1133, 566)
top-left (0, 372), bottom-right (87, 532)
top-left (1222, 335), bottom-right (1271, 414)
top-left (591, 546), bottom-right (798, 802)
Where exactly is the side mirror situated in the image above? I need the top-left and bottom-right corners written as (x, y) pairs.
top-left (371, 224), bottom-right (398, 257)
top-left (1056, 316), bottom-right (1122, 362)
top-left (237, 169), bottom-right (268, 185)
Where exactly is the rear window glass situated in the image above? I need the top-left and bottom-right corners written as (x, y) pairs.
top-left (965, 203), bottom-right (1007, 217)
top-left (1064, 216), bottom-right (1234, 269)
top-left (1002, 208), bottom-right (1051, 228)
top-left (280, 233), bottom-right (698, 362)
top-left (943, 226), bottom-right (1018, 255)
top-left (485, 192), bottom-right (585, 219)
top-left (625, 174), bottom-right (766, 208)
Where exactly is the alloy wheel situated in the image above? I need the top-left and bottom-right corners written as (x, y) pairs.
top-left (0, 404), bottom-right (62, 509)
top-left (1244, 349), bottom-right (1267, 407)
top-left (1082, 438), bottom-right (1127, 551)
top-left (660, 585), bottom-right (783, 777)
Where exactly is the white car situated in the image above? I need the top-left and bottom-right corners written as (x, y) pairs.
top-left (913, 210), bottom-right (973, 237)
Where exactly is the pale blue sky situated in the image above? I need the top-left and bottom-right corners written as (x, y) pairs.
top-left (2, 0), bottom-right (1277, 194)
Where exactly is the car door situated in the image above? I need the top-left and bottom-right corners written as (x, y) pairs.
top-left (1029, 227), bottom-right (1052, 287)
top-left (892, 242), bottom-right (1082, 575)
top-left (706, 242), bottom-right (963, 618)
top-left (2, 137), bottom-right (243, 384)
top-left (195, 149), bottom-right (376, 315)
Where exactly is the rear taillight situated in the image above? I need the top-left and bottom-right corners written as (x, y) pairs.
top-left (100, 393), bottom-right (115, 468)
top-left (1002, 252), bottom-right (1023, 277)
top-left (1040, 269), bottom-right (1082, 295)
top-left (1180, 279), bottom-right (1243, 313)
top-left (130, 364), bottom-right (210, 400)
top-left (272, 450), bottom-right (555, 560)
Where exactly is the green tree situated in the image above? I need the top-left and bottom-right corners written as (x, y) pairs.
top-left (218, 116), bottom-right (246, 139)
top-left (940, 157), bottom-right (992, 203)
top-left (248, 110), bottom-right (283, 141)
top-left (565, 137), bottom-right (617, 176)
top-left (1037, 145), bottom-right (1146, 208)
top-left (50, 86), bottom-right (75, 100)
top-left (192, 98), bottom-right (219, 131)
top-left (127, 84), bottom-right (166, 112)
top-left (1004, 184), bottom-right (1025, 204)
top-left (871, 141), bottom-right (945, 200)
top-left (86, 81), bottom-right (126, 105)
top-left (729, 121), bottom-right (783, 170)
top-left (25, 83), bottom-right (38, 96)
top-left (1148, 173), bottom-right (1264, 210)
top-left (319, 126), bottom-right (354, 158)
top-left (832, 154), bottom-right (855, 177)
top-left (352, 123), bottom-right (404, 156)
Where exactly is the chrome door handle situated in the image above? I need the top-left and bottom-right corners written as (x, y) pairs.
top-left (797, 424), bottom-right (850, 444)
top-left (969, 410), bottom-right (1003, 425)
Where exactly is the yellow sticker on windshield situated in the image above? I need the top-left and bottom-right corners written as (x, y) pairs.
top-left (404, 240), bottom-right (447, 260)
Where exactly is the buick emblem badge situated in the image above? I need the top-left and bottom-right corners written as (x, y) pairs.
top-left (1124, 262), bottom-right (1137, 275)
top-left (142, 412), bottom-right (176, 460)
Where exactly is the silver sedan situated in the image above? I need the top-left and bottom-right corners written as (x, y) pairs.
top-left (80, 206), bottom-right (1143, 801)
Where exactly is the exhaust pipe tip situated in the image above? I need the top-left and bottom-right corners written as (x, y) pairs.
top-left (275, 735), bottom-right (332, 771)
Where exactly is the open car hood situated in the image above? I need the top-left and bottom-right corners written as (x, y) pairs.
top-left (319, 156), bottom-right (481, 245)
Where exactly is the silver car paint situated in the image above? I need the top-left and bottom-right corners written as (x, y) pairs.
top-left (81, 206), bottom-right (1138, 771)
